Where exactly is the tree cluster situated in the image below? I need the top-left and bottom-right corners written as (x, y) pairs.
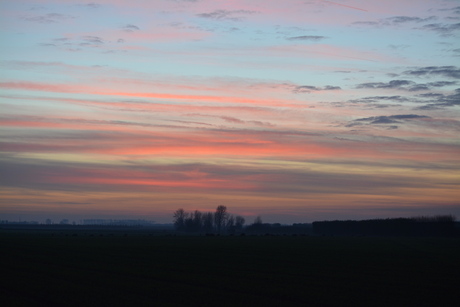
top-left (173, 206), bottom-right (245, 234)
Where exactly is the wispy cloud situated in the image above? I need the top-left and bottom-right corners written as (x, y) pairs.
top-left (356, 79), bottom-right (457, 91)
top-left (286, 35), bottom-right (327, 41)
top-left (403, 66), bottom-right (460, 79)
top-left (415, 89), bottom-right (460, 109)
top-left (80, 35), bottom-right (104, 45)
top-left (345, 114), bottom-right (432, 131)
top-left (386, 16), bottom-right (437, 24)
top-left (196, 9), bottom-right (257, 21)
top-left (351, 14), bottom-right (460, 36)
top-left (22, 13), bottom-right (75, 24)
top-left (187, 114), bottom-right (275, 127)
top-left (293, 85), bottom-right (341, 93)
top-left (122, 24), bottom-right (140, 32)
top-left (78, 3), bottom-right (101, 9)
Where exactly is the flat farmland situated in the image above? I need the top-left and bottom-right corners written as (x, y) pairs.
top-left (2, 229), bottom-right (459, 306)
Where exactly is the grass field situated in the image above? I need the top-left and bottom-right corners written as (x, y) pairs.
top-left (2, 228), bottom-right (459, 306)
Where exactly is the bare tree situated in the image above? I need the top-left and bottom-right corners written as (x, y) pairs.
top-left (192, 210), bottom-right (203, 232)
top-left (172, 206), bottom-right (246, 234)
top-left (214, 205), bottom-right (227, 234)
top-left (235, 215), bottom-right (245, 232)
top-left (253, 216), bottom-right (263, 225)
top-left (202, 212), bottom-right (214, 233)
top-left (173, 208), bottom-right (187, 231)
top-left (226, 214), bottom-right (235, 234)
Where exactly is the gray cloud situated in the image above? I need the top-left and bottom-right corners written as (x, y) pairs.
top-left (347, 81), bottom-right (459, 110)
top-left (286, 35), bottom-right (327, 41)
top-left (387, 16), bottom-right (436, 24)
top-left (388, 44), bottom-right (410, 50)
top-left (295, 85), bottom-right (318, 92)
top-left (421, 22), bottom-right (460, 35)
top-left (79, 36), bottom-right (104, 47)
top-left (54, 37), bottom-right (70, 42)
top-left (356, 80), bottom-right (412, 89)
top-left (356, 80), bottom-right (414, 89)
top-left (22, 13), bottom-right (75, 24)
top-left (347, 114), bottom-right (430, 127)
top-left (427, 81), bottom-right (457, 87)
top-left (352, 21), bottom-right (379, 26)
top-left (416, 93), bottom-right (443, 98)
top-left (122, 24), bottom-right (140, 32)
top-left (79, 3), bottom-right (100, 9)
top-left (196, 9), bottom-right (257, 21)
top-left (441, 88), bottom-right (460, 106)
top-left (188, 113), bottom-right (275, 127)
top-left (352, 15), bottom-right (459, 36)
top-left (415, 88), bottom-right (460, 109)
top-left (403, 66), bottom-right (460, 79)
top-left (324, 85), bottom-right (341, 90)
top-left (38, 36), bottom-right (107, 52)
top-left (349, 96), bottom-right (409, 103)
top-left (352, 15), bottom-right (436, 27)
top-left (356, 79), bottom-right (457, 91)
top-left (294, 85), bottom-right (341, 93)
top-left (81, 36), bottom-right (104, 44)
top-left (439, 6), bottom-right (460, 15)
top-left (407, 84), bottom-right (430, 91)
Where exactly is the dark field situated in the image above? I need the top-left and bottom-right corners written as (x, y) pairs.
top-left (2, 228), bottom-right (459, 306)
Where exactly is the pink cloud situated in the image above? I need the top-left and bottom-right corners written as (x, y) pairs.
top-left (0, 81), bottom-right (306, 107)
top-left (3, 117), bottom-right (459, 162)
top-left (52, 174), bottom-right (254, 191)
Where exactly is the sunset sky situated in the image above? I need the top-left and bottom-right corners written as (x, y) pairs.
top-left (1, 0), bottom-right (459, 224)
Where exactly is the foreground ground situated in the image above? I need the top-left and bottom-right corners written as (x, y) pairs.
top-left (2, 227), bottom-right (459, 306)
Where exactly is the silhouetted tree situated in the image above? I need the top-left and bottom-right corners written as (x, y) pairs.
top-left (202, 212), bottom-right (214, 233)
top-left (191, 210), bottom-right (203, 232)
top-left (235, 215), bottom-right (245, 232)
top-left (214, 205), bottom-right (227, 234)
top-left (184, 214), bottom-right (194, 231)
top-left (173, 208), bottom-right (187, 231)
top-left (312, 215), bottom-right (456, 237)
top-left (172, 206), bottom-right (248, 234)
top-left (226, 214), bottom-right (235, 234)
top-left (253, 216), bottom-right (263, 225)
top-left (246, 216), bottom-right (265, 233)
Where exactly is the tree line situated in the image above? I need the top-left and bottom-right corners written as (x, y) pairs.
top-left (312, 215), bottom-right (456, 237)
top-left (172, 209), bottom-right (457, 237)
top-left (173, 206), bottom-right (246, 234)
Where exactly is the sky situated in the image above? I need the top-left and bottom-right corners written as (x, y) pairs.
top-left (1, 0), bottom-right (459, 224)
